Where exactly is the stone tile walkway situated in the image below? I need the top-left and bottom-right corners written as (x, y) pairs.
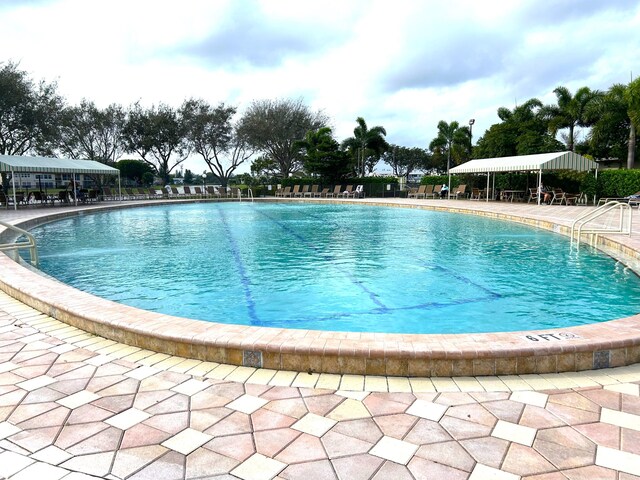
top-left (1, 293), bottom-right (640, 478)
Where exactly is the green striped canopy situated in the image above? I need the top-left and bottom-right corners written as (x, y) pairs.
top-left (450, 151), bottom-right (598, 174)
top-left (0, 155), bottom-right (120, 175)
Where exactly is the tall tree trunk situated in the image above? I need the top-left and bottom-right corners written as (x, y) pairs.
top-left (628, 122), bottom-right (636, 169)
top-left (568, 124), bottom-right (574, 152)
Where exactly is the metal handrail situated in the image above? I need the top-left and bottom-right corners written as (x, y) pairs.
top-left (570, 201), bottom-right (632, 246)
top-left (0, 220), bottom-right (38, 266)
top-left (247, 188), bottom-right (254, 203)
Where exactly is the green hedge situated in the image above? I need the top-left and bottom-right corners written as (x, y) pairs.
top-left (596, 169), bottom-right (640, 198)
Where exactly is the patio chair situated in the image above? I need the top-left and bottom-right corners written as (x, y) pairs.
top-left (305, 185), bottom-right (319, 197)
top-left (428, 184), bottom-right (442, 199)
top-left (193, 186), bottom-right (204, 197)
top-left (326, 185), bottom-right (342, 198)
top-left (206, 186), bottom-right (220, 198)
top-left (318, 187), bottom-right (330, 197)
top-left (451, 184), bottom-right (467, 199)
top-left (298, 185), bottom-right (310, 197)
top-left (183, 186), bottom-right (194, 198)
top-left (341, 185), bottom-right (353, 197)
top-left (281, 186), bottom-right (292, 197)
top-left (350, 185), bottom-right (364, 198)
top-left (291, 185), bottom-right (301, 197)
top-left (409, 185), bottom-right (427, 199)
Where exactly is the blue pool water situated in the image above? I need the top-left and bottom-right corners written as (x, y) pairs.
top-left (27, 202), bottom-right (640, 334)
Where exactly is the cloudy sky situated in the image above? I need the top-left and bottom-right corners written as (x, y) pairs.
top-left (1, 0), bottom-right (639, 173)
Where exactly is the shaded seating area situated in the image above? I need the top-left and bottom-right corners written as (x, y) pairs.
top-left (450, 151), bottom-right (598, 205)
top-left (0, 154), bottom-right (121, 210)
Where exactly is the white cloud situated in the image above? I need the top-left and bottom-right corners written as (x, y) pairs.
top-left (1, 0), bottom-right (639, 174)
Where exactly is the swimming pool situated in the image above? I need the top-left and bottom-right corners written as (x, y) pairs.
top-left (29, 202), bottom-right (640, 334)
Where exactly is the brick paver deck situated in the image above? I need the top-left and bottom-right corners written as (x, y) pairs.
top-left (1, 291), bottom-right (640, 479)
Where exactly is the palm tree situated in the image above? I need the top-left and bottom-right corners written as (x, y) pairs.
top-left (429, 120), bottom-right (469, 197)
top-left (543, 86), bottom-right (601, 152)
top-left (587, 81), bottom-right (640, 169)
top-left (342, 117), bottom-right (389, 177)
top-left (625, 77), bottom-right (640, 169)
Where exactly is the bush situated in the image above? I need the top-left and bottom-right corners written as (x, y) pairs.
top-left (596, 169), bottom-right (640, 198)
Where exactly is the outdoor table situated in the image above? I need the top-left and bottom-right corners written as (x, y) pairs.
top-left (501, 190), bottom-right (525, 202)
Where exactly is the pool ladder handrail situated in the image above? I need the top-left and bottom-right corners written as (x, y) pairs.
top-left (570, 201), bottom-right (632, 246)
top-left (239, 188), bottom-right (254, 203)
top-left (0, 220), bottom-right (39, 266)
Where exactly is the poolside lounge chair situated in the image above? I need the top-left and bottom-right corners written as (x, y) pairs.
top-left (281, 186), bottom-right (292, 197)
top-left (304, 185), bottom-right (318, 197)
top-left (349, 184), bottom-right (364, 198)
top-left (331, 185), bottom-right (343, 197)
top-left (318, 187), bottom-right (330, 197)
top-left (193, 186), bottom-right (204, 197)
top-left (428, 184), bottom-right (442, 199)
top-left (206, 186), bottom-right (220, 198)
top-left (451, 184), bottom-right (467, 199)
top-left (409, 185), bottom-right (427, 199)
top-left (341, 185), bottom-right (353, 197)
top-left (102, 187), bottom-right (116, 201)
top-left (183, 186), bottom-right (194, 198)
top-left (125, 188), bottom-right (141, 200)
top-left (298, 185), bottom-right (310, 197)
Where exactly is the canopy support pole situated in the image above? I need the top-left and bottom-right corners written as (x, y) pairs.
top-left (537, 169), bottom-right (542, 205)
top-left (73, 172), bottom-right (78, 206)
top-left (11, 168), bottom-right (16, 211)
top-left (485, 172), bottom-right (490, 202)
top-left (118, 173), bottom-right (122, 201)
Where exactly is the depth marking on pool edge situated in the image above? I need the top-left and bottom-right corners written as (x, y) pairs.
top-left (216, 205), bottom-right (260, 324)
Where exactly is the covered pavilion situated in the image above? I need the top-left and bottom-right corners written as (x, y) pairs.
top-left (0, 154), bottom-right (121, 209)
top-left (449, 151), bottom-right (598, 203)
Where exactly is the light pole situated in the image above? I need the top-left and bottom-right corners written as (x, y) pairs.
top-left (468, 118), bottom-right (475, 155)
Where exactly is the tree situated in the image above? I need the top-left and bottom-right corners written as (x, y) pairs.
top-left (624, 78), bottom-right (640, 169)
top-left (59, 100), bottom-right (126, 164)
top-left (474, 99), bottom-right (563, 158)
top-left (296, 127), bottom-right (350, 182)
top-left (182, 98), bottom-right (253, 187)
top-left (115, 159), bottom-right (153, 185)
top-left (183, 169), bottom-right (195, 184)
top-left (587, 83), bottom-right (640, 168)
top-left (237, 98), bottom-right (328, 178)
top-left (122, 102), bottom-right (190, 184)
top-left (543, 86), bottom-right (601, 152)
top-left (250, 155), bottom-right (280, 178)
top-left (0, 61), bottom-right (64, 157)
top-left (382, 145), bottom-right (431, 180)
top-left (428, 121), bottom-right (469, 173)
top-left (342, 117), bottom-right (389, 177)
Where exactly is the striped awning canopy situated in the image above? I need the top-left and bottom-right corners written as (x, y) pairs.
top-left (0, 155), bottom-right (119, 175)
top-left (450, 151), bottom-right (598, 174)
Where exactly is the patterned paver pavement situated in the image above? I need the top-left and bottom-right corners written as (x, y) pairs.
top-left (1, 291), bottom-right (640, 479)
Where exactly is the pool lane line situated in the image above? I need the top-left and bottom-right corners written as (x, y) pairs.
top-left (421, 263), bottom-right (502, 299)
top-left (254, 205), bottom-right (388, 310)
top-left (215, 205), bottom-right (260, 325)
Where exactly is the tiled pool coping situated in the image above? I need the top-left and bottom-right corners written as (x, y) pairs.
top-left (1, 198), bottom-right (639, 377)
